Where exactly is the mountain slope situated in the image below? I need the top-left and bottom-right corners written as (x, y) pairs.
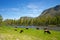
top-left (39, 5), bottom-right (60, 17)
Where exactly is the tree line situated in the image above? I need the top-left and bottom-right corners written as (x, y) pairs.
top-left (0, 15), bottom-right (60, 26)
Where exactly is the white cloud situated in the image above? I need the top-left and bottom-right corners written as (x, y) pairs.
top-left (27, 3), bottom-right (41, 11)
top-left (25, 13), bottom-right (40, 17)
top-left (27, 13), bottom-right (34, 17)
top-left (27, 4), bottom-right (38, 9)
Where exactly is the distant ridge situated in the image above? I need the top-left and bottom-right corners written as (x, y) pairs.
top-left (38, 5), bottom-right (60, 17)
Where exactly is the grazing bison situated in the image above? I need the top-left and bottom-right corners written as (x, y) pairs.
top-left (36, 28), bottom-right (39, 30)
top-left (44, 28), bottom-right (51, 34)
top-left (20, 30), bottom-right (23, 33)
top-left (26, 28), bottom-right (29, 30)
top-left (15, 26), bottom-right (17, 28)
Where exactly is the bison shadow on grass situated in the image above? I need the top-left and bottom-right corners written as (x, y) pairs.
top-left (14, 29), bottom-right (17, 31)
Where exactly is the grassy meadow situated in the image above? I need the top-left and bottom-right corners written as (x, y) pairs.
top-left (0, 26), bottom-right (60, 40)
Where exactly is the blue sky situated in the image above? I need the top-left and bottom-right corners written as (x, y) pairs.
top-left (0, 0), bottom-right (60, 20)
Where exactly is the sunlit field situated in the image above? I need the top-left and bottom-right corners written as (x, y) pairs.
top-left (0, 26), bottom-right (60, 40)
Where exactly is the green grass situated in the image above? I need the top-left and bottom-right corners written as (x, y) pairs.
top-left (0, 26), bottom-right (60, 40)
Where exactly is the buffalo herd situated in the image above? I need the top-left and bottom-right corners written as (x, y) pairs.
top-left (14, 27), bottom-right (51, 34)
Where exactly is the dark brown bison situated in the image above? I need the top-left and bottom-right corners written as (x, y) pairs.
top-left (44, 28), bottom-right (51, 34)
top-left (26, 28), bottom-right (29, 30)
top-left (36, 28), bottom-right (39, 30)
top-left (20, 30), bottom-right (23, 33)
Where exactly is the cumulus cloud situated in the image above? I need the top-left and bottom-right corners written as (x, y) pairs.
top-left (26, 3), bottom-right (42, 16)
